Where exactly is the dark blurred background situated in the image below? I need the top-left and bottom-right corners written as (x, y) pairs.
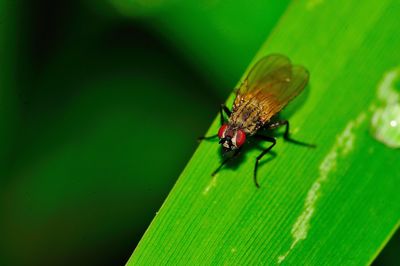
top-left (0, 0), bottom-right (287, 265)
top-left (0, 1), bottom-right (397, 265)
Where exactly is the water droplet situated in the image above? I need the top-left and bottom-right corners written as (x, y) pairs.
top-left (370, 69), bottom-right (400, 149)
top-left (371, 104), bottom-right (400, 148)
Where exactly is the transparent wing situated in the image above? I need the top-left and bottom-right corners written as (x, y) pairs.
top-left (246, 54), bottom-right (291, 89)
top-left (238, 54), bottom-right (309, 111)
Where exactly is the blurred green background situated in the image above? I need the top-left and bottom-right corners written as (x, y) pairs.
top-left (0, 0), bottom-right (397, 265)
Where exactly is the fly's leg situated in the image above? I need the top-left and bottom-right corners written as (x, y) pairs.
top-left (198, 104), bottom-right (232, 141)
top-left (253, 135), bottom-right (276, 188)
top-left (212, 149), bottom-right (240, 176)
top-left (198, 134), bottom-right (218, 140)
top-left (220, 103), bottom-right (231, 124)
top-left (267, 120), bottom-right (315, 147)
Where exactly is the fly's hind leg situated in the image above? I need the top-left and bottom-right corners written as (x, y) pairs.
top-left (253, 135), bottom-right (276, 188)
top-left (198, 104), bottom-right (232, 141)
top-left (267, 120), bottom-right (315, 147)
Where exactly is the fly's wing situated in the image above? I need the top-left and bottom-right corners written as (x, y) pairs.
top-left (234, 54), bottom-right (309, 124)
top-left (246, 54), bottom-right (291, 87)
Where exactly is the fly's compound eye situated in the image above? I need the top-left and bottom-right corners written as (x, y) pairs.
top-left (218, 124), bottom-right (228, 138)
top-left (235, 130), bottom-right (246, 147)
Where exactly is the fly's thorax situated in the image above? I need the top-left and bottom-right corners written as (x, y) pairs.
top-left (229, 100), bottom-right (264, 135)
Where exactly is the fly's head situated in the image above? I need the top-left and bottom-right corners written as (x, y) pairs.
top-left (217, 124), bottom-right (246, 153)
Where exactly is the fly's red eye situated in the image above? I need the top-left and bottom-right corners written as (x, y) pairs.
top-left (235, 130), bottom-right (246, 147)
top-left (218, 124), bottom-right (228, 138)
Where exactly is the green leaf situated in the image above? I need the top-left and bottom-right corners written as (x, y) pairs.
top-left (127, 0), bottom-right (400, 264)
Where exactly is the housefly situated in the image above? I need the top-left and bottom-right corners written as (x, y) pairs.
top-left (200, 54), bottom-right (314, 188)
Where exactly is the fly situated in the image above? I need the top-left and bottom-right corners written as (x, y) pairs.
top-left (200, 54), bottom-right (315, 188)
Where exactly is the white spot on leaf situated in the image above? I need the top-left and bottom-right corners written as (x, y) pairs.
top-left (277, 112), bottom-right (366, 263)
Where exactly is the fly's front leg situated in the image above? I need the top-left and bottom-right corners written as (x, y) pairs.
top-left (198, 104), bottom-right (232, 141)
top-left (212, 149), bottom-right (240, 176)
top-left (198, 134), bottom-right (218, 140)
top-left (220, 103), bottom-right (232, 125)
top-left (253, 135), bottom-right (276, 188)
top-left (267, 120), bottom-right (315, 147)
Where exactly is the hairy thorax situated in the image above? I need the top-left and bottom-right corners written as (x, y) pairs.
top-left (230, 90), bottom-right (278, 135)
top-left (229, 98), bottom-right (263, 135)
